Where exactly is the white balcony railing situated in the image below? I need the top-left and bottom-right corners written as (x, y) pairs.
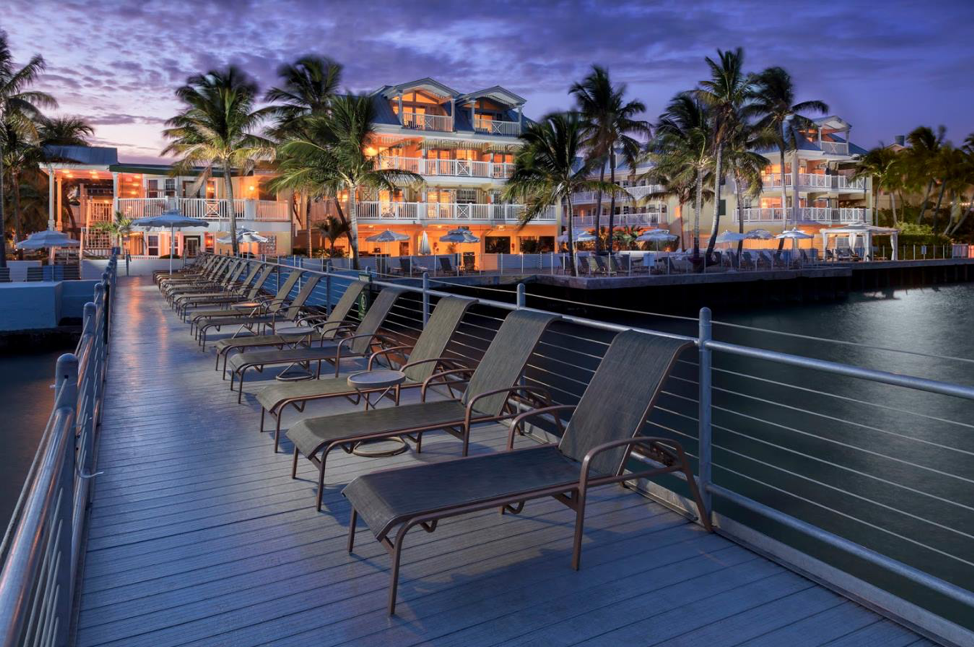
top-left (572, 186), bottom-right (666, 203)
top-left (356, 201), bottom-right (555, 223)
top-left (473, 117), bottom-right (521, 136)
top-left (738, 207), bottom-right (786, 222)
top-left (736, 206), bottom-right (867, 224)
top-left (116, 197), bottom-right (290, 222)
top-left (400, 111), bottom-right (453, 132)
top-left (819, 141), bottom-right (849, 155)
top-left (758, 174), bottom-right (867, 191)
top-left (574, 211), bottom-right (666, 228)
top-left (377, 156), bottom-right (515, 179)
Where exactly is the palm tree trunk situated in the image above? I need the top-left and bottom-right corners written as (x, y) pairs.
top-left (0, 141), bottom-right (6, 268)
top-left (12, 172), bottom-right (23, 260)
top-left (608, 151), bottom-right (617, 254)
top-left (223, 165), bottom-right (239, 256)
top-left (778, 145), bottom-right (788, 230)
top-left (931, 181), bottom-right (947, 231)
top-left (947, 198), bottom-right (973, 237)
top-left (594, 164), bottom-right (605, 253)
top-left (347, 188), bottom-right (360, 270)
top-left (917, 180), bottom-right (934, 224)
top-left (706, 145), bottom-right (723, 261)
top-left (566, 197), bottom-right (576, 277)
top-left (891, 191), bottom-right (898, 225)
top-left (693, 171), bottom-right (703, 260)
top-left (735, 173), bottom-right (745, 257)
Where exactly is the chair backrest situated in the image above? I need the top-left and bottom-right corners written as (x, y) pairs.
top-left (586, 256), bottom-right (600, 274)
top-left (206, 257), bottom-right (230, 278)
top-left (558, 331), bottom-right (692, 476)
top-left (321, 280), bottom-right (368, 340)
top-left (400, 258), bottom-right (412, 274)
top-left (349, 287), bottom-right (405, 354)
top-left (223, 261), bottom-right (247, 286)
top-left (283, 274), bottom-right (322, 320)
top-left (266, 270), bottom-right (304, 314)
top-left (439, 257), bottom-right (453, 273)
top-left (462, 310), bottom-right (559, 416)
top-left (0, 267), bottom-right (10, 282)
top-left (463, 255), bottom-right (475, 271)
top-left (247, 266), bottom-right (276, 299)
top-left (26, 267), bottom-right (44, 281)
top-left (402, 297), bottom-right (475, 383)
top-left (62, 265), bottom-right (81, 280)
top-left (236, 263), bottom-right (262, 290)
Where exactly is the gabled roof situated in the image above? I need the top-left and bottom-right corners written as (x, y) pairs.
top-left (814, 116), bottom-right (852, 130)
top-left (458, 86), bottom-right (526, 107)
top-left (376, 78), bottom-right (460, 100)
top-left (43, 145), bottom-right (118, 166)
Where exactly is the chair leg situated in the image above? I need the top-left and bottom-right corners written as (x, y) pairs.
top-left (259, 408), bottom-right (265, 433)
top-left (388, 528), bottom-right (408, 616)
top-left (291, 447), bottom-right (300, 478)
top-left (347, 508), bottom-right (357, 553)
top-left (682, 461), bottom-right (713, 532)
top-left (316, 450), bottom-right (329, 511)
top-left (237, 369), bottom-right (247, 404)
top-left (571, 489), bottom-right (587, 571)
top-left (274, 414), bottom-right (284, 453)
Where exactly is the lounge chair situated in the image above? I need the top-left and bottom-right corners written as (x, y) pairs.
top-left (62, 265), bottom-right (81, 280)
top-left (438, 256), bottom-right (457, 275)
top-left (158, 256), bottom-right (227, 289)
top-left (26, 267), bottom-right (45, 282)
top-left (176, 265), bottom-right (274, 319)
top-left (195, 273), bottom-right (321, 350)
top-left (585, 256), bottom-right (601, 276)
top-left (154, 255), bottom-right (214, 285)
top-left (160, 258), bottom-right (237, 299)
top-left (225, 287), bottom-right (406, 402)
top-left (256, 296), bottom-right (474, 451)
top-left (462, 255), bottom-right (476, 273)
top-left (0, 268), bottom-right (9, 282)
top-left (213, 279), bottom-right (367, 372)
top-left (172, 261), bottom-right (259, 307)
top-left (399, 258), bottom-right (417, 277)
top-left (164, 259), bottom-right (245, 303)
top-left (342, 330), bottom-right (710, 614)
top-left (190, 269), bottom-right (303, 337)
top-left (286, 309), bottom-right (559, 510)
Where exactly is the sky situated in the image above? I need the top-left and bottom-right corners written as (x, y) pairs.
top-left (4, 0), bottom-right (974, 164)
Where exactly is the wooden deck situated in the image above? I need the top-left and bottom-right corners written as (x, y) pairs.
top-left (72, 277), bottom-right (933, 647)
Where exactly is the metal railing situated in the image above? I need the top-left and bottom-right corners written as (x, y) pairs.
top-left (116, 198), bottom-right (289, 222)
top-left (472, 117), bottom-right (521, 136)
top-left (243, 253), bottom-right (974, 642)
top-left (400, 111), bottom-right (453, 132)
top-left (0, 255), bottom-right (117, 647)
top-left (377, 156), bottom-right (516, 179)
top-left (356, 201), bottom-right (556, 222)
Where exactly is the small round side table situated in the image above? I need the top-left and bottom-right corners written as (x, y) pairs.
top-left (347, 370), bottom-right (408, 457)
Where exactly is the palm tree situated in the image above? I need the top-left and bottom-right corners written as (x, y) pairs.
top-left (315, 215), bottom-right (349, 256)
top-left (751, 66), bottom-right (829, 231)
top-left (570, 65), bottom-right (650, 253)
top-left (697, 47), bottom-right (756, 260)
top-left (162, 66), bottom-right (275, 255)
top-left (505, 111), bottom-right (614, 277)
top-left (855, 145), bottom-right (903, 225)
top-left (647, 93), bottom-right (713, 259)
top-left (0, 31), bottom-right (56, 267)
top-left (903, 125), bottom-right (945, 224)
top-left (723, 121), bottom-right (769, 255)
top-left (945, 135), bottom-right (974, 237)
top-left (39, 116), bottom-right (93, 231)
top-left (266, 56), bottom-right (343, 252)
top-left (270, 94), bottom-right (421, 269)
top-left (93, 210), bottom-right (133, 250)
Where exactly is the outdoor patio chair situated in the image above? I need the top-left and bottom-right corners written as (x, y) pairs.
top-left (190, 269), bottom-right (303, 336)
top-left (225, 287), bottom-right (406, 402)
top-left (342, 329), bottom-right (711, 614)
top-left (213, 279), bottom-right (367, 372)
top-left (157, 256), bottom-right (226, 289)
top-left (462, 255), bottom-right (476, 273)
top-left (286, 309), bottom-right (560, 510)
top-left (26, 267), bottom-right (45, 282)
top-left (160, 258), bottom-right (237, 300)
top-left (194, 273), bottom-right (322, 350)
top-left (61, 265), bottom-right (81, 280)
top-left (398, 258), bottom-right (418, 277)
top-left (740, 252), bottom-right (756, 270)
top-left (172, 261), bottom-right (259, 308)
top-left (176, 265), bottom-right (275, 319)
top-left (255, 296), bottom-right (474, 451)
top-left (585, 256), bottom-right (601, 276)
top-left (0, 268), bottom-right (9, 282)
top-left (154, 254), bottom-right (214, 284)
top-left (438, 256), bottom-right (457, 275)
top-left (164, 259), bottom-right (246, 303)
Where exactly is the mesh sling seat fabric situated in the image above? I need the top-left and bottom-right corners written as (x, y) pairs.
top-left (255, 296), bottom-right (475, 451)
top-left (212, 279), bottom-right (367, 371)
top-left (286, 309), bottom-right (560, 511)
top-left (190, 269), bottom-right (304, 332)
top-left (167, 261), bottom-right (249, 306)
top-left (173, 262), bottom-right (261, 308)
top-left (157, 256), bottom-right (222, 287)
top-left (176, 265), bottom-right (275, 319)
top-left (341, 330), bottom-right (712, 615)
top-left (163, 258), bottom-right (237, 295)
top-left (225, 287), bottom-right (405, 402)
top-left (193, 272), bottom-right (320, 349)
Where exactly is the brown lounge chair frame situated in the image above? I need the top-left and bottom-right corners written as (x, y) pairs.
top-left (166, 260), bottom-right (248, 306)
top-left (342, 331), bottom-right (712, 615)
top-left (286, 309), bottom-right (559, 511)
top-left (177, 265), bottom-right (275, 320)
top-left (256, 296), bottom-right (474, 451)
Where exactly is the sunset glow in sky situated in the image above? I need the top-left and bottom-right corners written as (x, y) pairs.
top-left (5, 0), bottom-right (974, 163)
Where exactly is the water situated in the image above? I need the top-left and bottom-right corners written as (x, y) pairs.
top-left (0, 349), bottom-right (72, 530)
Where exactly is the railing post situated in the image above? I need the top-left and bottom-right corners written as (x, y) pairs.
top-left (516, 283), bottom-right (526, 309)
top-left (698, 307), bottom-right (713, 522)
top-left (422, 272), bottom-right (430, 325)
top-left (55, 352), bottom-right (78, 639)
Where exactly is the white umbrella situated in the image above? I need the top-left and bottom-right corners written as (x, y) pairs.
top-left (417, 231), bottom-right (431, 255)
top-left (557, 228), bottom-right (594, 243)
top-left (131, 211), bottom-right (208, 274)
top-left (776, 228), bottom-right (813, 240)
top-left (217, 228), bottom-right (269, 244)
top-left (15, 229), bottom-right (81, 249)
top-left (746, 229), bottom-right (774, 240)
top-left (439, 228), bottom-right (480, 244)
top-left (714, 231), bottom-right (748, 244)
top-left (366, 230), bottom-right (410, 243)
top-left (635, 229), bottom-right (678, 242)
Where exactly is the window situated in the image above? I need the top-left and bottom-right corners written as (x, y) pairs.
top-left (485, 236), bottom-right (511, 254)
top-left (456, 189), bottom-right (477, 204)
top-left (164, 179), bottom-right (176, 197)
top-left (147, 234), bottom-right (159, 256)
top-left (146, 179), bottom-right (159, 198)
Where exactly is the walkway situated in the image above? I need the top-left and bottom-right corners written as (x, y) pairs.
top-left (72, 277), bottom-right (932, 646)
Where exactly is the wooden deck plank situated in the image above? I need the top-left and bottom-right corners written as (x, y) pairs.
top-left (73, 277), bottom-right (925, 647)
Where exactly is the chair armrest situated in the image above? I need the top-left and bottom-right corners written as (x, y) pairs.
top-left (464, 385), bottom-right (555, 426)
top-left (421, 368), bottom-right (475, 401)
top-left (507, 404), bottom-right (575, 449)
top-left (579, 436), bottom-right (686, 491)
top-left (368, 345), bottom-right (413, 370)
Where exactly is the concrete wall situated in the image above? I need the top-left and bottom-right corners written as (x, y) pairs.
top-left (0, 280), bottom-right (99, 331)
top-left (4, 260), bottom-right (42, 282)
top-left (84, 257), bottom-right (193, 278)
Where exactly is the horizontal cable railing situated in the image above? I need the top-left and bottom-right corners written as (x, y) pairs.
top-left (0, 256), bottom-right (117, 647)
top-left (224, 253), bottom-right (974, 640)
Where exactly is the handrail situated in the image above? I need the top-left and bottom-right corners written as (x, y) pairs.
top-left (0, 255), bottom-right (117, 647)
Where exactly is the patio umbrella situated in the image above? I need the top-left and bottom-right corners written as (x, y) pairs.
top-left (16, 228), bottom-right (81, 266)
top-left (556, 228), bottom-right (594, 243)
top-left (439, 228), bottom-right (480, 244)
top-left (131, 211), bottom-right (208, 274)
top-left (714, 231), bottom-right (748, 244)
top-left (417, 231), bottom-right (431, 255)
top-left (745, 229), bottom-right (774, 240)
top-left (636, 228), bottom-right (679, 251)
top-left (217, 228), bottom-right (269, 244)
top-left (366, 230), bottom-right (410, 243)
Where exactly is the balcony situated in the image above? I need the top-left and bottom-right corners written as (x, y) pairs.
top-left (758, 174), bottom-right (867, 191)
top-left (116, 197), bottom-right (289, 222)
top-left (736, 207), bottom-right (867, 224)
top-left (377, 156), bottom-right (515, 179)
top-left (357, 201), bottom-right (555, 223)
top-left (574, 211), bottom-right (666, 228)
top-left (819, 141), bottom-right (849, 155)
top-left (473, 117), bottom-right (521, 136)
top-left (572, 185), bottom-right (667, 203)
top-left (738, 207), bottom-right (786, 223)
top-left (400, 111), bottom-right (453, 132)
